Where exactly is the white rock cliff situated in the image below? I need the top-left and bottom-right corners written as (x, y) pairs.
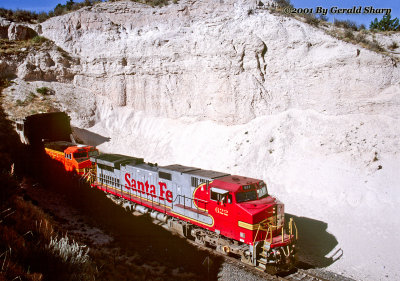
top-left (2, 1), bottom-right (400, 280)
top-left (38, 0), bottom-right (400, 124)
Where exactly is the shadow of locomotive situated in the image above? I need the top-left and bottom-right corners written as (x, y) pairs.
top-left (286, 214), bottom-right (343, 269)
top-left (23, 150), bottom-right (224, 281)
top-left (72, 127), bottom-right (111, 146)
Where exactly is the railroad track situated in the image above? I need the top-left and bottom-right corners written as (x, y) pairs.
top-left (282, 269), bottom-right (330, 281)
top-left (110, 194), bottom-right (348, 281)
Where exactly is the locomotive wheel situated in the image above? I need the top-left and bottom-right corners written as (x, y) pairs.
top-left (195, 236), bottom-right (206, 246)
top-left (240, 253), bottom-right (252, 265)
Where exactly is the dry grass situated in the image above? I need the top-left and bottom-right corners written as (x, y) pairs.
top-left (1, 90), bottom-right (58, 120)
top-left (0, 37), bottom-right (48, 57)
top-left (262, 2), bottom-right (398, 58)
top-left (0, 83), bottom-right (95, 281)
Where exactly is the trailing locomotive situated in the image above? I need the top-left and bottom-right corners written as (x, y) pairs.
top-left (44, 141), bottom-right (98, 176)
top-left (89, 153), bottom-right (297, 272)
top-left (15, 112), bottom-right (98, 176)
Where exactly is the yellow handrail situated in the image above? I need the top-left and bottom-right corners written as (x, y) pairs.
top-left (253, 224), bottom-right (261, 245)
top-left (288, 217), bottom-right (298, 240)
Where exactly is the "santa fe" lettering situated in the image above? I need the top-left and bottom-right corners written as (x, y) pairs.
top-left (124, 173), bottom-right (173, 203)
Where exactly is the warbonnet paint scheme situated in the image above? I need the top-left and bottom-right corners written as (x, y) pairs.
top-left (88, 153), bottom-right (297, 272)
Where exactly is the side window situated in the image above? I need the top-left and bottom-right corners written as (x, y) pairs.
top-left (210, 188), bottom-right (230, 203)
top-left (211, 190), bottom-right (219, 201)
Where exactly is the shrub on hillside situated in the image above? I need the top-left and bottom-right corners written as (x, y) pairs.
top-left (388, 41), bottom-right (399, 50)
top-left (367, 39), bottom-right (384, 52)
top-left (303, 14), bottom-right (321, 26)
top-left (31, 35), bottom-right (48, 44)
top-left (355, 33), bottom-right (367, 44)
top-left (48, 235), bottom-right (90, 266)
top-left (0, 8), bottom-right (37, 23)
top-left (344, 30), bottom-right (354, 40)
top-left (36, 87), bottom-right (53, 96)
top-left (334, 19), bottom-right (359, 31)
top-left (275, 0), bottom-right (293, 8)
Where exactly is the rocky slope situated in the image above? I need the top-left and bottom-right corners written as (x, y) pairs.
top-left (1, 1), bottom-right (400, 280)
top-left (37, 0), bottom-right (400, 124)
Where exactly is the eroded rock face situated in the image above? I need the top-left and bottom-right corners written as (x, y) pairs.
top-left (0, 18), bottom-right (37, 40)
top-left (16, 47), bottom-right (78, 82)
top-left (0, 18), bottom-right (11, 39)
top-left (8, 22), bottom-right (37, 40)
top-left (37, 0), bottom-right (400, 124)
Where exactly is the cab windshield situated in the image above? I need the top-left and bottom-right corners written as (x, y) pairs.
top-left (236, 190), bottom-right (257, 203)
top-left (257, 181), bottom-right (268, 199)
top-left (88, 150), bottom-right (99, 157)
top-left (73, 152), bottom-right (88, 159)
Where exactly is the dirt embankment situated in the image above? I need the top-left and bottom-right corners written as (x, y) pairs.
top-left (0, 84), bottom-right (225, 280)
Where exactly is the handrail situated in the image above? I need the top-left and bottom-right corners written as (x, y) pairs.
top-left (172, 194), bottom-right (208, 211)
top-left (289, 217), bottom-right (298, 240)
top-left (252, 224), bottom-right (261, 263)
top-left (253, 224), bottom-right (262, 246)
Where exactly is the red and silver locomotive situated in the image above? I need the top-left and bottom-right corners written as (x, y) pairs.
top-left (89, 153), bottom-right (297, 271)
top-left (16, 112), bottom-right (297, 272)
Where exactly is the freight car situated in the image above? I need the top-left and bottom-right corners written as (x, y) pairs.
top-left (89, 153), bottom-right (297, 272)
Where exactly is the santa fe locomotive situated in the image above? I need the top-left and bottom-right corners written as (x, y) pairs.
top-left (87, 153), bottom-right (298, 272)
top-left (16, 112), bottom-right (297, 272)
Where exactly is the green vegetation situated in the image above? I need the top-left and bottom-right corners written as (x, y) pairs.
top-left (31, 35), bottom-right (48, 44)
top-left (0, 35), bottom-right (48, 57)
top-left (0, 39), bottom-right (30, 55)
top-left (36, 87), bottom-right (53, 96)
top-left (370, 14), bottom-right (400, 31)
top-left (0, 1), bottom-right (100, 23)
top-left (344, 30), bottom-right (354, 40)
top-left (15, 92), bottom-right (37, 107)
top-left (0, 0), bottom-right (178, 24)
top-left (0, 8), bottom-right (37, 22)
top-left (334, 19), bottom-right (358, 31)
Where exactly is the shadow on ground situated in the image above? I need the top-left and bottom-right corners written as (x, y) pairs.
top-left (72, 126), bottom-right (111, 146)
top-left (286, 214), bottom-right (343, 269)
top-left (22, 151), bottom-right (224, 281)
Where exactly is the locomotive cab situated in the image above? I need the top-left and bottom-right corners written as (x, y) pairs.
top-left (197, 175), bottom-right (297, 269)
top-left (63, 145), bottom-right (99, 175)
top-left (45, 141), bottom-right (98, 176)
